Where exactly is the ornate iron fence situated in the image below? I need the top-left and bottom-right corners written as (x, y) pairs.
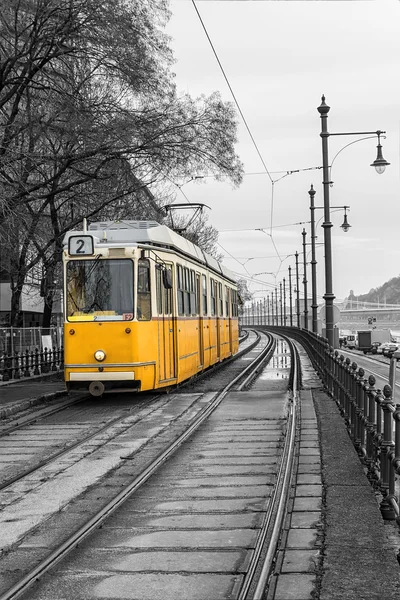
top-left (0, 346), bottom-right (64, 382)
top-left (258, 325), bottom-right (400, 525)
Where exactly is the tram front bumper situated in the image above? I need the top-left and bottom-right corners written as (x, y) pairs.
top-left (67, 371), bottom-right (140, 395)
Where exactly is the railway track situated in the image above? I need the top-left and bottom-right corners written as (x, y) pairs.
top-left (0, 331), bottom-right (261, 493)
top-left (0, 330), bottom-right (304, 600)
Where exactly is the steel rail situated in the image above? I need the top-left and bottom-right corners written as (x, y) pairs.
top-left (238, 335), bottom-right (299, 599)
top-left (236, 336), bottom-right (277, 390)
top-left (0, 393), bottom-right (87, 436)
top-left (0, 332), bottom-right (264, 490)
top-left (1, 329), bottom-right (254, 435)
top-left (0, 394), bottom-right (159, 492)
top-left (0, 330), bottom-right (274, 600)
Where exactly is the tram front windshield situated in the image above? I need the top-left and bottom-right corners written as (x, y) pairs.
top-left (66, 258), bottom-right (134, 321)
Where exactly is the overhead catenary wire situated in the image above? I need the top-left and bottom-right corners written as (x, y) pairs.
top-left (189, 1), bottom-right (327, 294)
top-left (191, 0), bottom-right (273, 184)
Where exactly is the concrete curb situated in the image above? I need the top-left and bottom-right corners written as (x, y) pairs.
top-left (0, 390), bottom-right (68, 419)
top-left (0, 371), bottom-right (63, 387)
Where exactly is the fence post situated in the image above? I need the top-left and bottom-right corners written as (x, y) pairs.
top-left (42, 348), bottom-right (49, 373)
top-left (336, 354), bottom-right (345, 413)
top-left (343, 357), bottom-right (352, 424)
top-left (348, 362), bottom-right (358, 441)
top-left (51, 349), bottom-right (57, 371)
top-left (13, 351), bottom-right (21, 379)
top-left (24, 349), bottom-right (30, 377)
top-left (33, 348), bottom-right (40, 375)
top-left (365, 375), bottom-right (377, 484)
top-left (379, 384), bottom-right (397, 520)
top-left (389, 354), bottom-right (398, 402)
top-left (2, 353), bottom-right (11, 381)
top-left (325, 344), bottom-right (335, 397)
top-left (354, 367), bottom-right (365, 455)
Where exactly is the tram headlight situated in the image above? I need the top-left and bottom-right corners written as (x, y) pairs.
top-left (94, 349), bottom-right (106, 362)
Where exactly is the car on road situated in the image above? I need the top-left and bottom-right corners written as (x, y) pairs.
top-left (366, 341), bottom-right (382, 354)
top-left (381, 342), bottom-right (399, 358)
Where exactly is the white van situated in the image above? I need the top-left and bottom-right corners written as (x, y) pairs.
top-left (345, 334), bottom-right (356, 349)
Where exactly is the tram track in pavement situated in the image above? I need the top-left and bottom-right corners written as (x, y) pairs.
top-left (0, 330), bottom-right (302, 600)
top-left (0, 331), bottom-right (262, 494)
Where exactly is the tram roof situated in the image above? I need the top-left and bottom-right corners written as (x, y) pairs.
top-left (63, 220), bottom-right (237, 284)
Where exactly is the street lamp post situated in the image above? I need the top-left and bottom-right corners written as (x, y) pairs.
top-left (288, 266), bottom-right (293, 326)
top-left (283, 278), bottom-right (287, 325)
top-left (317, 95), bottom-right (389, 347)
top-left (270, 294), bottom-right (274, 326)
top-left (309, 184), bottom-right (352, 335)
top-left (295, 251), bottom-right (300, 328)
top-left (309, 185), bottom-right (318, 334)
top-left (302, 228), bottom-right (308, 330)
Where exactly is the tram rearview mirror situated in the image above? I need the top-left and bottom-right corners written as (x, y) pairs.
top-left (162, 269), bottom-right (173, 289)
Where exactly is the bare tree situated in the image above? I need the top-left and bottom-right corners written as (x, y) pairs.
top-left (0, 0), bottom-right (244, 326)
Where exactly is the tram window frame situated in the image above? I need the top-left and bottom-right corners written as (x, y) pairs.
top-left (202, 275), bottom-right (208, 316)
top-left (189, 269), bottom-right (197, 315)
top-left (183, 267), bottom-right (190, 315)
top-left (218, 282), bottom-right (223, 316)
top-left (137, 259), bottom-right (151, 321)
top-left (225, 286), bottom-right (229, 317)
top-left (210, 279), bottom-right (216, 316)
top-left (156, 264), bottom-right (173, 315)
top-left (164, 266), bottom-right (173, 315)
top-left (177, 264), bottom-right (184, 316)
top-left (232, 290), bottom-right (238, 317)
top-left (156, 267), bottom-right (163, 314)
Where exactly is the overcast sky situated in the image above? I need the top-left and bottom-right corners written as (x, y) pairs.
top-left (166, 0), bottom-right (400, 305)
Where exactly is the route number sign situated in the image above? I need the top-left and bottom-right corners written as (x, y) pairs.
top-left (68, 235), bottom-right (95, 256)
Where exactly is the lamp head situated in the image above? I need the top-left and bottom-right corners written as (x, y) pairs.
top-left (340, 209), bottom-right (351, 233)
top-left (371, 133), bottom-right (390, 174)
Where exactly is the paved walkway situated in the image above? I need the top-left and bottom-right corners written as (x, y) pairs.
top-left (0, 364), bottom-right (400, 599)
top-left (0, 372), bottom-right (67, 418)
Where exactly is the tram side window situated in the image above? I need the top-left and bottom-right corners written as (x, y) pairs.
top-left (231, 290), bottom-right (238, 317)
top-left (190, 269), bottom-right (197, 315)
top-left (184, 267), bottom-right (190, 315)
top-left (164, 267), bottom-right (173, 315)
top-left (218, 282), bottom-right (223, 316)
top-left (202, 275), bottom-right (208, 316)
top-left (210, 279), bottom-right (216, 316)
top-left (137, 259), bottom-right (151, 320)
top-left (177, 265), bottom-right (184, 316)
top-left (225, 286), bottom-right (229, 316)
top-left (156, 267), bottom-right (163, 314)
top-left (156, 265), bottom-right (173, 315)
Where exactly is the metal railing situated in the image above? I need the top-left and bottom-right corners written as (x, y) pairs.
top-left (257, 325), bottom-right (400, 525)
top-left (0, 346), bottom-right (64, 382)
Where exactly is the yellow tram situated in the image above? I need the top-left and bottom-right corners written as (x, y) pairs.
top-left (62, 220), bottom-right (239, 396)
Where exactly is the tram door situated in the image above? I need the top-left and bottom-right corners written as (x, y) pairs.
top-left (197, 274), bottom-right (204, 368)
top-left (157, 266), bottom-right (176, 382)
